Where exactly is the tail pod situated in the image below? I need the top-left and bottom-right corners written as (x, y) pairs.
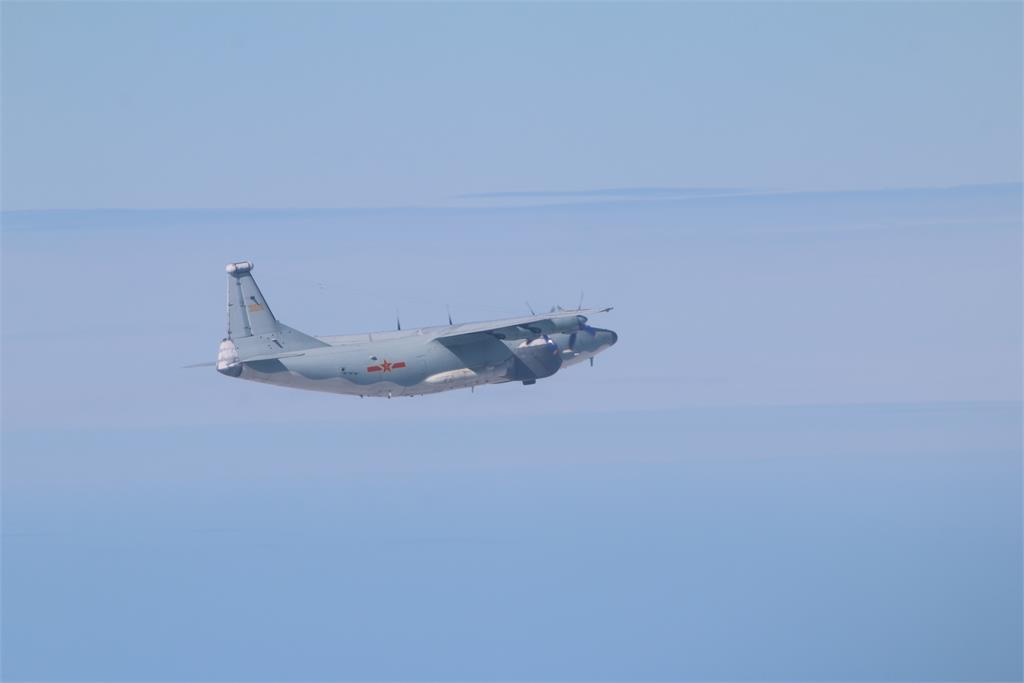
top-left (224, 261), bottom-right (327, 354)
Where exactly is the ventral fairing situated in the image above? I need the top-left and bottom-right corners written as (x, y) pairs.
top-left (209, 261), bottom-right (618, 398)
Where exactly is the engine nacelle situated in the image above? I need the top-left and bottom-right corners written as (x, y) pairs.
top-left (517, 314), bottom-right (587, 337)
top-left (505, 337), bottom-right (563, 383)
top-left (547, 314), bottom-right (587, 334)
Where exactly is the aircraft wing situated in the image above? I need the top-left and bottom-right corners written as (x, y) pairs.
top-left (434, 307), bottom-right (612, 346)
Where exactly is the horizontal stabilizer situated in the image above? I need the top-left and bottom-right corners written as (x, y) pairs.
top-left (239, 351), bottom-right (306, 363)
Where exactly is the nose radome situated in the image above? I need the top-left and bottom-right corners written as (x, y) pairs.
top-left (599, 329), bottom-right (618, 347)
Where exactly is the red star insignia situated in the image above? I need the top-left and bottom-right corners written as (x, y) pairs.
top-left (380, 359), bottom-right (393, 372)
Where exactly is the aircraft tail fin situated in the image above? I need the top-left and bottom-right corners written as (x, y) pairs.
top-left (224, 261), bottom-right (327, 353)
top-left (227, 261), bottom-right (277, 337)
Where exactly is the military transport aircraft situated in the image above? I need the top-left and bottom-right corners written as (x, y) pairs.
top-left (209, 261), bottom-right (618, 398)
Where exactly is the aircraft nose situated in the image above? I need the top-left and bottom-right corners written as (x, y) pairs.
top-left (598, 329), bottom-right (618, 347)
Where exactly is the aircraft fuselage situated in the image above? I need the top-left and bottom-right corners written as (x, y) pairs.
top-left (221, 326), bottom-right (617, 398)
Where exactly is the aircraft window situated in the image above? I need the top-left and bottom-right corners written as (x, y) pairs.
top-left (369, 355), bottom-right (379, 361)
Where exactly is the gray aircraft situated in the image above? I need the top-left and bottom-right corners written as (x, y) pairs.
top-left (212, 261), bottom-right (618, 398)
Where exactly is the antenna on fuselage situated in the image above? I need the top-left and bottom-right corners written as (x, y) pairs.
top-left (577, 290), bottom-right (584, 310)
top-left (396, 309), bottom-right (401, 331)
top-left (526, 302), bottom-right (535, 315)
top-left (447, 304), bottom-right (454, 326)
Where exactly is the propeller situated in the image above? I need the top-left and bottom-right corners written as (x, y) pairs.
top-left (568, 322), bottom-right (598, 351)
top-left (542, 333), bottom-right (559, 355)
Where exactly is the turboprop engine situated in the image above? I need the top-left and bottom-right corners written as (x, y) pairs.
top-left (506, 337), bottom-right (563, 385)
top-left (513, 314), bottom-right (588, 337)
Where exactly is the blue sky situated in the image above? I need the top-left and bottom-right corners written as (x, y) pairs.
top-left (2, 2), bottom-right (1021, 209)
top-left (2, 3), bottom-right (1022, 681)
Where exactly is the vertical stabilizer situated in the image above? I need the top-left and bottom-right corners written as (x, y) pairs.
top-left (223, 261), bottom-right (327, 358)
top-left (226, 261), bottom-right (278, 337)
